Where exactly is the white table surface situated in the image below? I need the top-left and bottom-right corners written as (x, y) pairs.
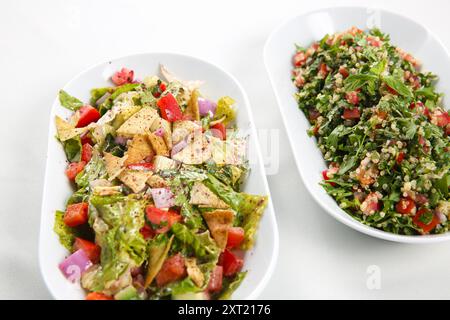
top-left (2, 0), bottom-right (450, 300)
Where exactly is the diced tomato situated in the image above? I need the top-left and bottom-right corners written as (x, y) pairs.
top-left (76, 105), bottom-right (101, 128)
top-left (211, 123), bottom-right (226, 140)
top-left (345, 91), bottom-right (359, 105)
top-left (294, 74), bottom-right (305, 87)
top-left (431, 109), bottom-right (450, 127)
top-left (156, 253), bottom-right (187, 287)
top-left (360, 192), bottom-right (381, 215)
top-left (86, 292), bottom-right (113, 300)
top-left (318, 63), bottom-right (330, 78)
top-left (111, 68), bottom-right (134, 86)
top-left (446, 124), bottom-right (450, 136)
top-left (73, 238), bottom-right (101, 264)
top-left (126, 162), bottom-right (154, 171)
top-left (413, 208), bottom-right (440, 234)
top-left (386, 85), bottom-right (397, 95)
top-left (227, 227), bottom-right (245, 249)
top-left (322, 166), bottom-right (338, 187)
top-left (207, 266), bottom-right (223, 293)
top-left (396, 152), bottom-right (405, 164)
top-left (343, 107), bottom-right (360, 120)
top-left (64, 202), bottom-right (89, 227)
top-left (81, 143), bottom-right (93, 163)
top-left (159, 82), bottom-right (167, 92)
top-left (219, 249), bottom-right (244, 277)
top-left (139, 224), bottom-right (155, 240)
top-left (80, 132), bottom-right (93, 145)
top-left (367, 36), bottom-right (381, 47)
top-left (338, 66), bottom-right (349, 78)
top-left (293, 51), bottom-right (307, 67)
top-left (157, 93), bottom-right (183, 122)
top-left (395, 198), bottom-right (416, 215)
top-left (145, 206), bottom-right (181, 234)
top-left (65, 161), bottom-right (86, 181)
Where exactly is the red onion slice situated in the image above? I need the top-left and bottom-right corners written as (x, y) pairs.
top-left (151, 188), bottom-right (175, 208)
top-left (171, 139), bottom-right (188, 157)
top-left (198, 98), bottom-right (217, 117)
top-left (58, 249), bottom-right (93, 283)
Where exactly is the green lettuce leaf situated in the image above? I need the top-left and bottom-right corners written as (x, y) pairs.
top-left (53, 210), bottom-right (77, 250)
top-left (75, 149), bottom-right (107, 188)
top-left (90, 87), bottom-right (113, 105)
top-left (203, 174), bottom-right (268, 249)
top-left (88, 195), bottom-right (147, 288)
top-left (59, 90), bottom-right (83, 111)
top-left (218, 271), bottom-right (247, 300)
top-left (213, 97), bottom-right (236, 125)
top-left (170, 223), bottom-right (220, 262)
top-left (62, 136), bottom-right (82, 162)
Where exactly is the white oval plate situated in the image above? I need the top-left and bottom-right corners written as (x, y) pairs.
top-left (264, 6), bottom-right (450, 243)
top-left (39, 52), bottom-right (279, 299)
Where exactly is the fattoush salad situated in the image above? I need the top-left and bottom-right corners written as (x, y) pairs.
top-left (292, 27), bottom-right (450, 235)
top-left (53, 66), bottom-right (268, 300)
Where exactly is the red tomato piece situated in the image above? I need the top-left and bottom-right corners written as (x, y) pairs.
top-left (207, 266), bottom-right (223, 293)
top-left (226, 227), bottom-right (245, 249)
top-left (431, 110), bottom-right (450, 127)
top-left (139, 224), bottom-right (155, 240)
top-left (322, 166), bottom-right (338, 187)
top-left (156, 253), bottom-right (187, 287)
top-left (396, 152), bottom-right (405, 164)
top-left (145, 206), bottom-right (181, 234)
top-left (318, 63), bottom-right (330, 78)
top-left (210, 123), bottom-right (226, 140)
top-left (338, 66), bottom-right (349, 78)
top-left (81, 143), bottom-right (93, 163)
top-left (64, 202), bottom-right (89, 227)
top-left (219, 249), bottom-right (244, 277)
top-left (126, 162), bottom-right (154, 171)
top-left (80, 132), bottom-right (93, 145)
top-left (76, 105), bottom-right (101, 128)
top-left (86, 292), bottom-right (113, 300)
top-left (343, 107), bottom-right (360, 119)
top-left (65, 161), bottom-right (86, 181)
top-left (413, 208), bottom-right (440, 234)
top-left (159, 82), bottom-right (167, 92)
top-left (387, 85), bottom-right (398, 95)
top-left (367, 36), bottom-right (381, 47)
top-left (345, 91), bottom-right (359, 105)
top-left (293, 51), bottom-right (307, 67)
top-left (157, 93), bottom-right (183, 122)
top-left (395, 198), bottom-right (416, 215)
top-left (360, 192), bottom-right (381, 215)
top-left (111, 68), bottom-right (134, 86)
top-left (73, 238), bottom-right (101, 264)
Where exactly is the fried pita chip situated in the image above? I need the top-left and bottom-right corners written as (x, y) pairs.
top-left (172, 133), bottom-right (211, 164)
top-left (116, 107), bottom-right (158, 137)
top-left (144, 235), bottom-right (174, 288)
top-left (124, 134), bottom-right (154, 166)
top-left (184, 89), bottom-right (200, 121)
top-left (55, 116), bottom-right (87, 142)
top-left (172, 120), bottom-right (201, 145)
top-left (185, 258), bottom-right (204, 288)
top-left (103, 152), bottom-right (128, 180)
top-left (146, 173), bottom-right (168, 188)
top-left (148, 132), bottom-right (169, 156)
top-left (202, 209), bottom-right (234, 250)
top-left (118, 169), bottom-right (152, 193)
top-left (152, 155), bottom-right (179, 171)
top-left (190, 182), bottom-right (229, 209)
top-left (151, 117), bottom-right (172, 150)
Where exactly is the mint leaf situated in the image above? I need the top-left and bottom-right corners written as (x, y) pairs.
top-left (382, 75), bottom-right (413, 98)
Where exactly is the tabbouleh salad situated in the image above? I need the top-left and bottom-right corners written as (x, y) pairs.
top-left (292, 27), bottom-right (450, 235)
top-left (53, 65), bottom-right (268, 300)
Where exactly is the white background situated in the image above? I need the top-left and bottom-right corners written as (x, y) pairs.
top-left (2, 0), bottom-right (450, 299)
